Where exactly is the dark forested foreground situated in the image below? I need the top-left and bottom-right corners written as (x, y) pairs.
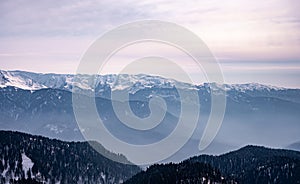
top-left (126, 146), bottom-right (300, 184)
top-left (0, 131), bottom-right (140, 184)
top-left (190, 145), bottom-right (300, 184)
top-left (124, 161), bottom-right (236, 184)
top-left (1, 131), bottom-right (300, 184)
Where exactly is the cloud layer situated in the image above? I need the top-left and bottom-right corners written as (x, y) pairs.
top-left (0, 0), bottom-right (299, 87)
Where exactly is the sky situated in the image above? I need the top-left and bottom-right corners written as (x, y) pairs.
top-left (0, 0), bottom-right (299, 87)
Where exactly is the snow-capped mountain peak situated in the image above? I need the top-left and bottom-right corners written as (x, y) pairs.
top-left (0, 70), bottom-right (289, 93)
top-left (0, 70), bottom-right (194, 93)
top-left (0, 70), bottom-right (47, 90)
top-left (226, 83), bottom-right (286, 92)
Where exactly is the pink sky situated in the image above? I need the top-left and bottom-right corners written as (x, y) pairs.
top-left (0, 0), bottom-right (299, 87)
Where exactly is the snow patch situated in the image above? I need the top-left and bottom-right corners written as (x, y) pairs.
top-left (22, 153), bottom-right (34, 178)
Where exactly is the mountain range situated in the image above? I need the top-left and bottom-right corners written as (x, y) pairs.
top-left (0, 70), bottom-right (300, 162)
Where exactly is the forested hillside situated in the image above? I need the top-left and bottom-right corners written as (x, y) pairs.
top-left (0, 131), bottom-right (140, 184)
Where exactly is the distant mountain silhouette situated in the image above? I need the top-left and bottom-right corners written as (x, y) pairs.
top-left (287, 141), bottom-right (300, 151)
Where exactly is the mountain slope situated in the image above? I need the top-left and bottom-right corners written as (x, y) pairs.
top-left (124, 161), bottom-right (235, 184)
top-left (190, 145), bottom-right (300, 184)
top-left (125, 146), bottom-right (300, 184)
top-left (0, 131), bottom-right (140, 184)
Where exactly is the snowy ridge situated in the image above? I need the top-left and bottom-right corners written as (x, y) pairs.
top-left (225, 83), bottom-right (286, 92)
top-left (0, 70), bottom-right (47, 90)
top-left (0, 70), bottom-right (289, 92)
top-left (0, 70), bottom-right (195, 93)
